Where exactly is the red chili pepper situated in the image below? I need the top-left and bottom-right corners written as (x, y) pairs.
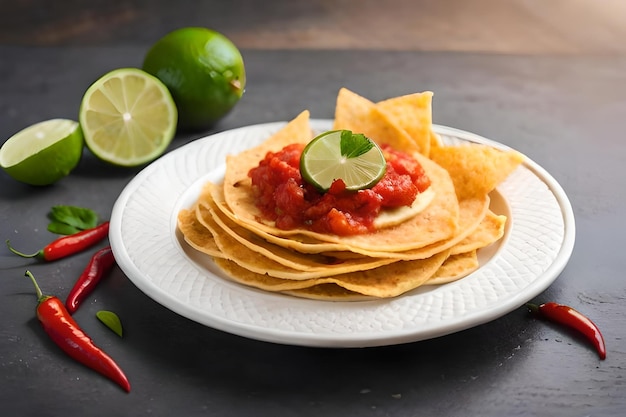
top-left (526, 302), bottom-right (606, 360)
top-left (65, 246), bottom-right (116, 314)
top-left (24, 270), bottom-right (131, 392)
top-left (6, 221), bottom-right (110, 261)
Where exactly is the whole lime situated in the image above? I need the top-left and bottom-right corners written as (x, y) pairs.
top-left (0, 119), bottom-right (84, 186)
top-left (142, 27), bottom-right (246, 130)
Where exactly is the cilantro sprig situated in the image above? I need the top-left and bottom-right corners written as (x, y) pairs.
top-left (340, 130), bottom-right (375, 159)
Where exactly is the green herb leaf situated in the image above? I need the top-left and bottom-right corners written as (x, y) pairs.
top-left (340, 130), bottom-right (375, 159)
top-left (47, 221), bottom-right (82, 235)
top-left (96, 310), bottom-right (123, 337)
top-left (48, 205), bottom-right (99, 234)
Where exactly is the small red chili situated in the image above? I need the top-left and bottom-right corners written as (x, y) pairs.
top-left (65, 246), bottom-right (116, 314)
top-left (6, 221), bottom-right (110, 261)
top-left (24, 270), bottom-right (131, 392)
top-left (526, 302), bottom-right (606, 360)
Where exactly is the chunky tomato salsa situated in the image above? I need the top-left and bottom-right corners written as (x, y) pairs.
top-left (248, 143), bottom-right (431, 236)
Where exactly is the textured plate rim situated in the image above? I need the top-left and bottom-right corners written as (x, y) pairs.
top-left (109, 120), bottom-right (575, 348)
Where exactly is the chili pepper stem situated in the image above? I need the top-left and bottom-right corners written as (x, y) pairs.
top-left (6, 240), bottom-right (41, 258)
top-left (525, 303), bottom-right (539, 314)
top-left (24, 270), bottom-right (46, 302)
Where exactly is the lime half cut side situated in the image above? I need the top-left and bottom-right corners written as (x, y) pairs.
top-left (79, 68), bottom-right (178, 167)
top-left (0, 119), bottom-right (84, 186)
top-left (300, 130), bottom-right (386, 192)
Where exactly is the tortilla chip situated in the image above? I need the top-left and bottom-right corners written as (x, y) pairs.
top-left (451, 210), bottom-right (506, 255)
top-left (207, 182), bottom-right (347, 254)
top-left (283, 284), bottom-right (374, 301)
top-left (430, 129), bottom-right (443, 149)
top-left (224, 110), bottom-right (312, 199)
top-left (427, 251), bottom-right (479, 285)
top-left (429, 144), bottom-right (524, 200)
top-left (376, 91), bottom-right (433, 156)
top-left (321, 194), bottom-right (489, 260)
top-left (197, 199), bottom-right (399, 279)
top-left (177, 206), bottom-right (223, 258)
top-left (214, 250), bottom-right (450, 298)
top-left (333, 88), bottom-right (419, 153)
top-left (202, 198), bottom-right (348, 271)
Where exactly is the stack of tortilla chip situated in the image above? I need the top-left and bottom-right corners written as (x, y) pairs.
top-left (177, 88), bottom-right (524, 300)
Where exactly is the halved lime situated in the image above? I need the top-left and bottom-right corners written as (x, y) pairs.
top-left (300, 130), bottom-right (386, 191)
top-left (79, 68), bottom-right (177, 167)
top-left (0, 119), bottom-right (84, 186)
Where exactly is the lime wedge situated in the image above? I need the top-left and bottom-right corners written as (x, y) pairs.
top-left (79, 68), bottom-right (178, 167)
top-left (0, 119), bottom-right (84, 186)
top-left (300, 130), bottom-right (386, 191)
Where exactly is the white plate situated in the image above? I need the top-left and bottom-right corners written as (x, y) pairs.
top-left (109, 120), bottom-right (575, 348)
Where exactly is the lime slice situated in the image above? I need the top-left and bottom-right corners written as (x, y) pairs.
top-left (0, 119), bottom-right (84, 186)
top-left (300, 130), bottom-right (386, 191)
top-left (79, 68), bottom-right (177, 167)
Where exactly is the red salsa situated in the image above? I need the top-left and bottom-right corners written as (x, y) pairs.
top-left (248, 143), bottom-right (430, 236)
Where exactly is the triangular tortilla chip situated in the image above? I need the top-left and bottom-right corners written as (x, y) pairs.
top-left (333, 88), bottom-right (419, 153)
top-left (430, 144), bottom-right (524, 200)
top-left (377, 91), bottom-right (434, 156)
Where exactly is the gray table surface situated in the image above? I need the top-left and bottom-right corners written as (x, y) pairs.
top-left (1, 46), bottom-right (625, 417)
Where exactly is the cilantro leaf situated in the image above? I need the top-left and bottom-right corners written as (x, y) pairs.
top-left (340, 130), bottom-right (375, 159)
top-left (48, 222), bottom-right (84, 235)
top-left (47, 205), bottom-right (99, 235)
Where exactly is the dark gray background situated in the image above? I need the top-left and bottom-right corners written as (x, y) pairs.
top-left (1, 45), bottom-right (625, 416)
